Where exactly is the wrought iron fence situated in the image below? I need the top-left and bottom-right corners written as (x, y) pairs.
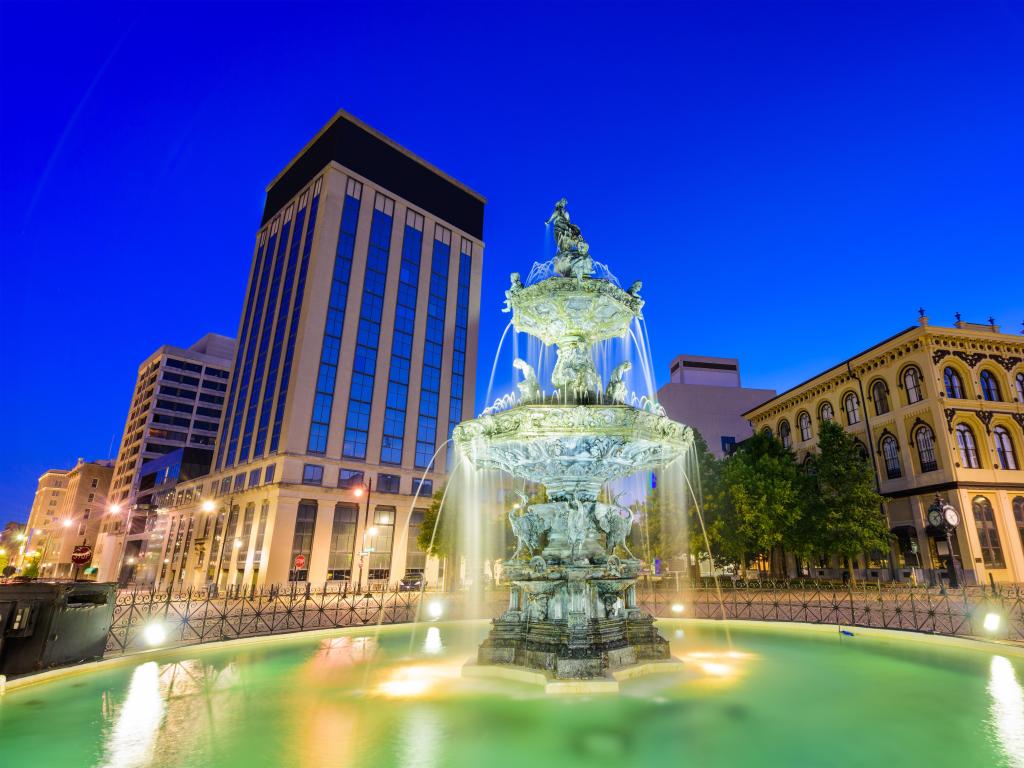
top-left (637, 580), bottom-right (1024, 642)
top-left (106, 580), bottom-right (1024, 656)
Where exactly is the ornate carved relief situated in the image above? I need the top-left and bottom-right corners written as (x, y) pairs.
top-left (952, 351), bottom-right (986, 368)
top-left (943, 408), bottom-right (957, 432)
top-left (991, 355), bottom-right (1023, 371)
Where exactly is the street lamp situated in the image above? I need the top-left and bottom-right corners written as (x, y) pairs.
top-left (201, 499), bottom-right (216, 513)
top-left (927, 495), bottom-right (961, 589)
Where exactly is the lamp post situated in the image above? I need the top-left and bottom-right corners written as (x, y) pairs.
top-left (353, 478), bottom-right (373, 593)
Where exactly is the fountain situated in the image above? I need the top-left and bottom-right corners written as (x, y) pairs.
top-left (454, 199), bottom-right (693, 688)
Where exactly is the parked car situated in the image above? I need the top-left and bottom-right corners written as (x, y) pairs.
top-left (399, 574), bottom-right (425, 592)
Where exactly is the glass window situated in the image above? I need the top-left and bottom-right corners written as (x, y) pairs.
top-left (220, 477), bottom-right (232, 495)
top-left (302, 464), bottom-right (324, 485)
top-left (980, 370), bottom-right (1001, 401)
top-left (413, 478), bottom-right (433, 498)
top-left (778, 420), bottom-right (792, 449)
top-left (344, 193), bottom-right (393, 459)
top-left (367, 505), bottom-right (395, 580)
top-left (904, 367), bottom-right (923, 404)
top-left (956, 424), bottom-right (980, 468)
top-left (377, 473), bottom-right (401, 494)
top-left (253, 501), bottom-right (269, 565)
top-left (798, 412), bottom-right (811, 441)
top-left (233, 473), bottom-right (245, 491)
top-left (338, 469), bottom-right (365, 489)
top-left (1016, 373), bottom-right (1024, 403)
top-left (447, 242), bottom-right (473, 466)
top-left (416, 229), bottom-right (451, 468)
top-left (844, 393), bottom-right (860, 425)
top-left (944, 367), bottom-right (964, 399)
top-left (406, 508), bottom-right (427, 574)
top-left (327, 503), bottom-right (359, 581)
top-left (915, 425), bottom-right (938, 472)
top-left (288, 500), bottom-right (317, 581)
top-left (248, 469), bottom-right (261, 488)
top-left (1013, 496), bottom-right (1024, 552)
top-left (264, 464), bottom-right (276, 484)
top-left (972, 496), bottom-right (1004, 568)
top-left (307, 182), bottom-right (359, 454)
top-left (881, 435), bottom-right (901, 479)
top-left (871, 381), bottom-right (889, 415)
top-left (994, 427), bottom-right (1018, 470)
top-left (819, 402), bottom-right (834, 422)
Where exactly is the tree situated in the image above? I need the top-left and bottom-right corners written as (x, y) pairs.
top-left (701, 429), bottom-right (804, 576)
top-left (21, 552), bottom-right (40, 579)
top-left (418, 488), bottom-right (451, 558)
top-left (801, 421), bottom-right (891, 573)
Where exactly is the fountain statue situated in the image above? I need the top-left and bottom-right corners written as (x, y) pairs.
top-left (454, 199), bottom-right (693, 685)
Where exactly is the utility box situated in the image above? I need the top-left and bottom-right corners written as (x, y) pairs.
top-left (0, 582), bottom-right (117, 676)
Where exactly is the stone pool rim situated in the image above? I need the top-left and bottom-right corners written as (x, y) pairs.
top-left (2, 617), bottom-right (1022, 695)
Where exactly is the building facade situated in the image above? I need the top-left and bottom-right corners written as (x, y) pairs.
top-left (743, 317), bottom-right (1024, 584)
top-left (153, 110), bottom-right (484, 592)
top-left (659, 355), bottom-right (776, 457)
top-left (29, 459), bottom-right (114, 579)
top-left (96, 334), bottom-right (235, 580)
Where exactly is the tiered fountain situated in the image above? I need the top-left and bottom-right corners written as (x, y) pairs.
top-left (455, 199), bottom-right (693, 690)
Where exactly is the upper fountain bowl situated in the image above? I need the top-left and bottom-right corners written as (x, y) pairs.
top-left (453, 403), bottom-right (692, 495)
top-left (508, 277), bottom-right (643, 346)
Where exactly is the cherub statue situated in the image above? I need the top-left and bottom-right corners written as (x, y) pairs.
top-left (595, 503), bottom-right (635, 558)
top-left (502, 272), bottom-right (523, 313)
top-left (547, 198), bottom-right (594, 279)
top-left (605, 361), bottom-right (631, 404)
top-left (512, 358), bottom-right (542, 402)
top-left (627, 280), bottom-right (642, 298)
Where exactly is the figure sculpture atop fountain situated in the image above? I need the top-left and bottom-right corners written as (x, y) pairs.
top-left (547, 198), bottom-right (594, 279)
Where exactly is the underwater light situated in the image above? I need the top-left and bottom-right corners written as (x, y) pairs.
top-left (427, 600), bottom-right (443, 619)
top-left (142, 623), bottom-right (167, 646)
top-left (671, 603), bottom-right (684, 614)
top-left (983, 612), bottom-right (1002, 633)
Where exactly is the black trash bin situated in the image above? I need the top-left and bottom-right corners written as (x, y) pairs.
top-left (0, 581), bottom-right (117, 676)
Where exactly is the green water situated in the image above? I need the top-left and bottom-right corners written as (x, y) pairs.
top-left (1, 620), bottom-right (1021, 768)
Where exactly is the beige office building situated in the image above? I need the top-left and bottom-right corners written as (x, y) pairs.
top-left (154, 110), bottom-right (484, 592)
top-left (744, 316), bottom-right (1024, 584)
top-left (28, 459), bottom-right (114, 578)
top-left (658, 355), bottom-right (776, 457)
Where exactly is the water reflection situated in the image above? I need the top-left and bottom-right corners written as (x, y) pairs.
top-left (100, 662), bottom-right (164, 768)
top-left (423, 626), bottom-right (444, 655)
top-left (988, 656), bottom-right (1024, 768)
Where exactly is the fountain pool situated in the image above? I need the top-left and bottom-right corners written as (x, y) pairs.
top-left (1, 620), bottom-right (1021, 767)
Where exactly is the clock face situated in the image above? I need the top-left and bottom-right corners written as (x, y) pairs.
top-left (928, 508), bottom-right (943, 527)
top-left (944, 506), bottom-right (960, 527)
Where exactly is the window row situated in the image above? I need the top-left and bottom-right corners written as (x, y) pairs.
top-left (300, 464), bottom-right (433, 497)
top-left (971, 495), bottom-right (1024, 570)
top-left (944, 366), bottom-right (1024, 403)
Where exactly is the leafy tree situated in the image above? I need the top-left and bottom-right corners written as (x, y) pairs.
top-left (801, 420), bottom-right (891, 571)
top-left (21, 552), bottom-right (40, 579)
top-left (418, 488), bottom-right (452, 558)
top-left (701, 429), bottom-right (804, 576)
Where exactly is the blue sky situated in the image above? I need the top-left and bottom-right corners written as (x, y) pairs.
top-left (1, 1), bottom-right (1021, 523)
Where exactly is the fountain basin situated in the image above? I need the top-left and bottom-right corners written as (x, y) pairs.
top-left (508, 276), bottom-right (643, 345)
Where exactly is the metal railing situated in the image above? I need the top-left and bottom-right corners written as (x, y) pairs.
top-left (105, 580), bottom-right (1024, 656)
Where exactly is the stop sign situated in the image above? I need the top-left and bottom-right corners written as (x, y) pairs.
top-left (71, 545), bottom-right (93, 565)
top-left (293, 554), bottom-right (306, 570)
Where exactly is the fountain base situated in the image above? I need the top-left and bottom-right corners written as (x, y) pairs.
top-left (476, 613), bottom-right (672, 680)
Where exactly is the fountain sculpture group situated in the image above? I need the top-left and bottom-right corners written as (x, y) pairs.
top-left (454, 200), bottom-right (693, 683)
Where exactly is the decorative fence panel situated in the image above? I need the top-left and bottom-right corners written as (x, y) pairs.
top-left (107, 581), bottom-right (1024, 656)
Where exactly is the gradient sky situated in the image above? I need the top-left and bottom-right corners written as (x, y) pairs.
top-left (1, 1), bottom-right (1021, 524)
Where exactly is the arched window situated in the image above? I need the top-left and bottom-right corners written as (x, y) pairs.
top-left (854, 440), bottom-right (869, 461)
top-left (871, 381), bottom-right (890, 415)
top-left (915, 424), bottom-right (938, 472)
top-left (844, 393), bottom-right (860, 425)
top-left (994, 426), bottom-right (1018, 470)
top-left (779, 420), bottom-right (792, 449)
top-left (956, 424), bottom-right (980, 468)
top-left (980, 370), bottom-right (1001, 401)
top-left (820, 402), bottom-right (834, 422)
top-left (903, 367), bottom-right (923, 404)
top-left (1016, 372), bottom-right (1024, 403)
top-left (944, 367), bottom-right (965, 399)
top-left (1014, 496), bottom-right (1024, 550)
top-left (881, 435), bottom-right (901, 479)
top-left (761, 426), bottom-right (772, 437)
top-left (798, 412), bottom-right (812, 441)
top-left (972, 496), bottom-right (1004, 568)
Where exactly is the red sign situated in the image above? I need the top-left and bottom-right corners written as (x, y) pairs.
top-left (293, 554), bottom-right (306, 570)
top-left (71, 545), bottom-right (93, 565)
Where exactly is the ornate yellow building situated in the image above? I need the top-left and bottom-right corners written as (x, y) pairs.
top-left (743, 316), bottom-right (1024, 584)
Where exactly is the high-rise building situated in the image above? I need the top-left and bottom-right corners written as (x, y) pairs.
top-left (26, 468), bottom-right (70, 533)
top-left (658, 355), bottom-right (776, 457)
top-left (107, 333), bottom-right (236, 506)
top-left (155, 110), bottom-right (485, 591)
top-left (743, 316), bottom-right (1024, 584)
